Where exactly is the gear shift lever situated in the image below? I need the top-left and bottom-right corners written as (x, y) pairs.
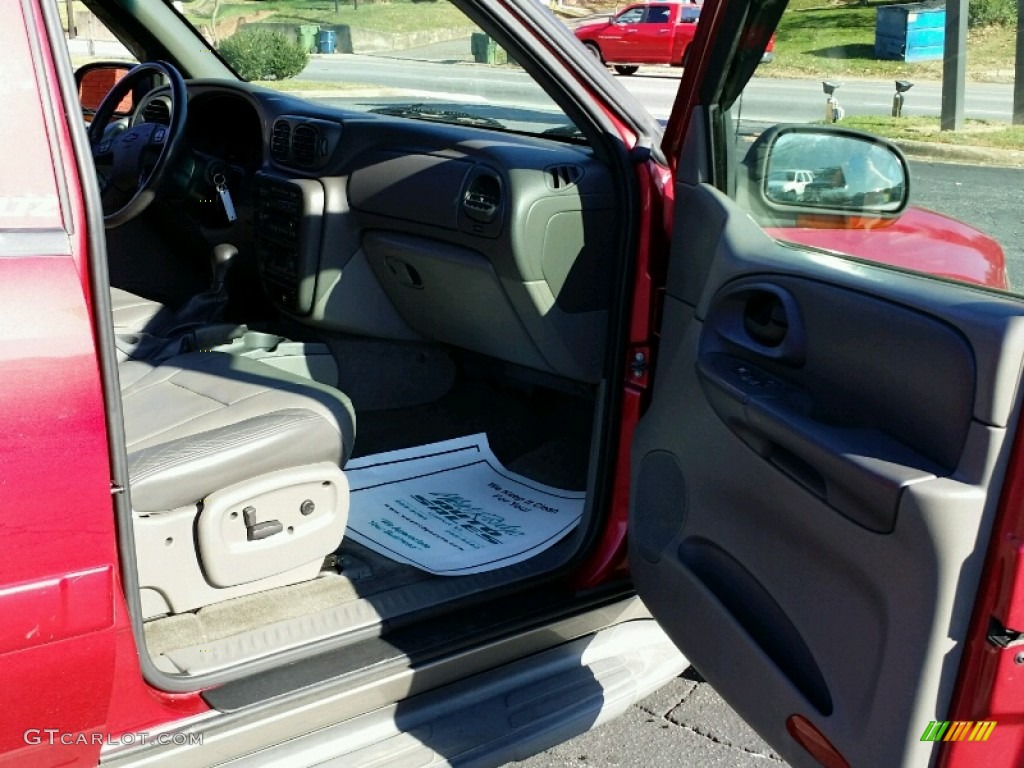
top-left (211, 243), bottom-right (238, 293)
top-left (125, 243), bottom-right (245, 360)
top-left (159, 243), bottom-right (238, 334)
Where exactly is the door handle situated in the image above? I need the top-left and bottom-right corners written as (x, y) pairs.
top-left (743, 293), bottom-right (789, 347)
top-left (705, 283), bottom-right (805, 365)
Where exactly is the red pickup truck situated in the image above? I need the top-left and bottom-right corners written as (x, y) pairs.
top-left (574, 1), bottom-right (774, 74)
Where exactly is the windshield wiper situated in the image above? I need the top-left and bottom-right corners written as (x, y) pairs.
top-left (369, 104), bottom-right (505, 129)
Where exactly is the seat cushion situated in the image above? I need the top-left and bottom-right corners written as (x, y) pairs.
top-left (121, 351), bottom-right (356, 512)
top-left (111, 287), bottom-right (175, 334)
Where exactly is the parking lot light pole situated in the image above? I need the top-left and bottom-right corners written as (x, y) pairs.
top-left (1015, 0), bottom-right (1024, 124)
top-left (940, 0), bottom-right (968, 130)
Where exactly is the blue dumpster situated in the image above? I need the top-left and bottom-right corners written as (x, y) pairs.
top-left (316, 29), bottom-right (336, 54)
top-left (875, 2), bottom-right (945, 62)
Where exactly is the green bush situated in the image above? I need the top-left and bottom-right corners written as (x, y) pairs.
top-left (968, 0), bottom-right (1017, 28)
top-left (218, 28), bottom-right (309, 81)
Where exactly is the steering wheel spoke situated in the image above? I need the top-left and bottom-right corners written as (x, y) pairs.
top-left (91, 138), bottom-right (113, 160)
top-left (87, 61), bottom-right (187, 229)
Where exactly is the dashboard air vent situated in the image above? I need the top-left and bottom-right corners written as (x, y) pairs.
top-left (292, 124), bottom-right (319, 167)
top-left (141, 98), bottom-right (171, 125)
top-left (545, 164), bottom-right (584, 190)
top-left (463, 173), bottom-right (502, 224)
top-left (270, 120), bottom-right (292, 162)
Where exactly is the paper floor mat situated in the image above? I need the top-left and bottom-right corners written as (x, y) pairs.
top-left (344, 434), bottom-right (584, 576)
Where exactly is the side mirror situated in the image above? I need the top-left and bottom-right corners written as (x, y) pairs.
top-left (754, 125), bottom-right (909, 217)
top-left (76, 62), bottom-right (136, 116)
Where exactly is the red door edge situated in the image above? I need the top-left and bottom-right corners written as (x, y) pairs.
top-left (661, 0), bottom-right (728, 169)
top-left (572, 158), bottom-right (674, 589)
top-left (938, 411), bottom-right (1024, 766)
top-left (29, 0), bottom-right (212, 741)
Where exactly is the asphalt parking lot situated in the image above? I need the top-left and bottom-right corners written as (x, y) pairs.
top-left (512, 668), bottom-right (787, 767)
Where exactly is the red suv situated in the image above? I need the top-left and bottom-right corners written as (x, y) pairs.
top-left (575, 1), bottom-right (775, 74)
top-left (4, 0), bottom-right (1020, 765)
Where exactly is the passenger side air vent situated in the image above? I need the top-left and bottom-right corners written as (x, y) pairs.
top-left (292, 124), bottom-right (319, 167)
top-left (270, 120), bottom-right (292, 162)
top-left (141, 98), bottom-right (171, 125)
top-left (463, 173), bottom-right (502, 224)
top-left (545, 163), bottom-right (584, 191)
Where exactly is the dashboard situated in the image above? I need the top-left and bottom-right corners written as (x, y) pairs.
top-left (132, 81), bottom-right (622, 384)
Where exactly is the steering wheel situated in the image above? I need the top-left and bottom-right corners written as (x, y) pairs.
top-left (88, 61), bottom-right (188, 229)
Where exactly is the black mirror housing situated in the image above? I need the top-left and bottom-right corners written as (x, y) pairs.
top-left (746, 124), bottom-right (910, 220)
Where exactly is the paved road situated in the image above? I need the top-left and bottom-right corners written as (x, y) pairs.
top-left (619, 71), bottom-right (1016, 124)
top-left (303, 49), bottom-right (1016, 125)
top-left (909, 160), bottom-right (1024, 291)
top-left (510, 669), bottom-right (787, 768)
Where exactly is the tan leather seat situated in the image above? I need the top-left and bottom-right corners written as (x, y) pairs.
top-left (110, 287), bottom-right (175, 334)
top-left (122, 350), bottom-right (356, 618)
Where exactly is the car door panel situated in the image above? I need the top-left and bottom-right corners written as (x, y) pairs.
top-left (632, 182), bottom-right (1024, 766)
top-left (634, 6), bottom-right (674, 63)
top-left (601, 10), bottom-right (641, 60)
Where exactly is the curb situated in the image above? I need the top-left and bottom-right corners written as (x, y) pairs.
top-left (892, 139), bottom-right (1024, 169)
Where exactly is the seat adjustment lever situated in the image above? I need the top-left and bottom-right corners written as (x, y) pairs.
top-left (243, 506), bottom-right (284, 541)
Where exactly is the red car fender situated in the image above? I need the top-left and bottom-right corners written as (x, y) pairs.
top-left (766, 207), bottom-right (1008, 290)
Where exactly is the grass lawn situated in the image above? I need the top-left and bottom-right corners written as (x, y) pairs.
top-left (839, 115), bottom-right (1024, 149)
top-left (767, 0), bottom-right (1018, 82)
top-left (183, 0), bottom-right (470, 35)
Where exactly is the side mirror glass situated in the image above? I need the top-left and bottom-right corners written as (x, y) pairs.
top-left (760, 126), bottom-right (909, 215)
top-left (76, 63), bottom-right (135, 116)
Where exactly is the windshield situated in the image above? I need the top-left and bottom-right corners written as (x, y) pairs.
top-left (177, 0), bottom-right (581, 139)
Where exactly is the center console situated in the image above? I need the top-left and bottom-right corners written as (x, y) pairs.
top-left (253, 174), bottom-right (325, 315)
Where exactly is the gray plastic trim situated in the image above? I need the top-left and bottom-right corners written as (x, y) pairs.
top-left (148, 535), bottom-right (580, 673)
top-left (100, 603), bottom-right (681, 768)
top-left (0, 230), bottom-right (73, 258)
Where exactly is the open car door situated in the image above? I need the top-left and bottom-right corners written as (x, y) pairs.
top-left (631, 0), bottom-right (1024, 765)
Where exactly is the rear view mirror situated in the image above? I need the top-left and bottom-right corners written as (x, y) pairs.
top-left (757, 125), bottom-right (909, 216)
top-left (76, 62), bottom-right (135, 116)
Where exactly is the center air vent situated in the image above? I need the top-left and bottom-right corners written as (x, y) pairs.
top-left (270, 120), bottom-right (291, 162)
top-left (292, 124), bottom-right (319, 167)
top-left (545, 163), bottom-right (584, 190)
top-left (269, 116), bottom-right (339, 170)
top-left (141, 98), bottom-right (171, 125)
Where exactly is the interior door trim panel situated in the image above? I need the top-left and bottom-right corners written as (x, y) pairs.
top-left (632, 182), bottom-right (1024, 767)
top-left (696, 351), bottom-right (945, 533)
